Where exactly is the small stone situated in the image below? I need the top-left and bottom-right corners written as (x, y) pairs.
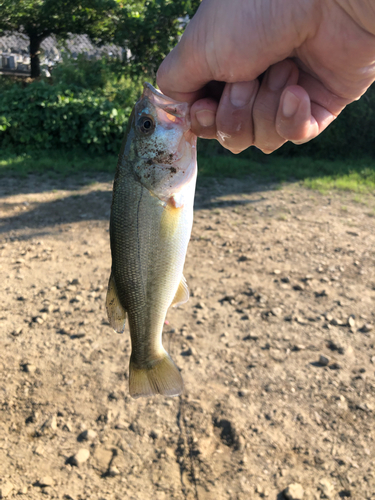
top-left (18, 486), bottom-right (28, 495)
top-left (0, 482), bottom-right (13, 498)
top-left (181, 347), bottom-right (196, 356)
top-left (33, 316), bottom-right (44, 324)
top-left (293, 284), bottom-right (305, 291)
top-left (347, 316), bottom-right (355, 328)
top-left (37, 476), bottom-right (54, 487)
top-left (271, 307), bottom-right (282, 317)
top-left (24, 363), bottom-right (36, 374)
top-left (78, 429), bottom-right (97, 441)
top-left (361, 324), bottom-right (373, 333)
top-left (238, 389), bottom-right (248, 397)
top-left (330, 318), bottom-right (344, 326)
top-left (319, 355), bottom-right (330, 367)
top-left (273, 269), bottom-right (281, 275)
top-left (71, 278), bottom-right (80, 285)
top-left (281, 276), bottom-right (290, 283)
top-left (108, 465), bottom-right (120, 477)
top-left (40, 415), bottom-right (57, 432)
top-left (70, 448), bottom-right (90, 466)
top-left (195, 301), bottom-right (206, 309)
top-left (318, 478), bottom-right (334, 498)
top-left (284, 483), bottom-right (304, 500)
top-left (11, 327), bottom-right (23, 336)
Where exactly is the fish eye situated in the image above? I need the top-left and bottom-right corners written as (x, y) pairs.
top-left (137, 116), bottom-right (155, 135)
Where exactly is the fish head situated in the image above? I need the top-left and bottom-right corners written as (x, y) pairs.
top-left (131, 83), bottom-right (197, 205)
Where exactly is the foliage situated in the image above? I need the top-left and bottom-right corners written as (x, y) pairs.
top-left (48, 54), bottom-right (129, 93)
top-left (115, 0), bottom-right (200, 78)
top-left (0, 0), bottom-right (121, 76)
top-left (0, 76), bottom-right (141, 152)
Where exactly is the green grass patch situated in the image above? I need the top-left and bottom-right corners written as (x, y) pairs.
top-left (0, 149), bottom-right (117, 178)
top-left (1, 148), bottom-right (375, 194)
top-left (199, 154), bottom-right (375, 192)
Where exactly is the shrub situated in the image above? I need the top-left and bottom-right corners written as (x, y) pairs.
top-left (0, 70), bottom-right (142, 153)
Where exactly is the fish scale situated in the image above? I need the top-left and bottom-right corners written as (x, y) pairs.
top-left (106, 83), bottom-right (197, 398)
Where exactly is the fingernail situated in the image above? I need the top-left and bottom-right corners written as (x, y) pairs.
top-left (282, 90), bottom-right (300, 118)
top-left (196, 109), bottom-right (215, 127)
top-left (268, 64), bottom-right (291, 91)
top-left (230, 82), bottom-right (253, 107)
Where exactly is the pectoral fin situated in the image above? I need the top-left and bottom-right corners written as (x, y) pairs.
top-left (106, 272), bottom-right (127, 333)
top-left (171, 275), bottom-right (189, 307)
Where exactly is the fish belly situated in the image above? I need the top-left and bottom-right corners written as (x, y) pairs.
top-left (108, 169), bottom-right (194, 397)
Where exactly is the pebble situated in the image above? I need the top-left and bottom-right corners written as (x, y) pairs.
top-left (271, 307), bottom-right (282, 317)
top-left (18, 486), bottom-right (28, 495)
top-left (330, 318), bottom-right (344, 326)
top-left (37, 476), bottom-right (54, 487)
top-left (0, 482), bottom-right (13, 498)
top-left (78, 429), bottom-right (97, 441)
top-left (108, 465), bottom-right (120, 477)
top-left (33, 316), bottom-right (44, 324)
top-left (347, 316), bottom-right (355, 327)
top-left (195, 301), bottom-right (206, 309)
top-left (284, 483), bottom-right (304, 500)
top-left (40, 415), bottom-right (57, 432)
top-left (181, 347), bottom-right (196, 356)
top-left (70, 448), bottom-right (90, 466)
top-left (293, 284), bottom-right (305, 291)
top-left (318, 478), bottom-right (334, 497)
top-left (11, 327), bottom-right (23, 336)
top-left (361, 323), bottom-right (373, 333)
top-left (319, 355), bottom-right (330, 367)
top-left (24, 363), bottom-right (36, 374)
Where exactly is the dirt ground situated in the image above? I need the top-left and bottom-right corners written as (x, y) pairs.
top-left (0, 172), bottom-right (374, 500)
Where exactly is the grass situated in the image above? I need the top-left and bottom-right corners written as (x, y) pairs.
top-left (0, 149), bottom-right (118, 178)
top-left (0, 148), bottom-right (375, 194)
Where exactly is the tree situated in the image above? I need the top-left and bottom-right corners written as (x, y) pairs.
top-left (115, 0), bottom-right (200, 79)
top-left (0, 0), bottom-right (121, 78)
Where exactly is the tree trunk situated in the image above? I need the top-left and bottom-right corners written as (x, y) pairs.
top-left (30, 35), bottom-right (42, 78)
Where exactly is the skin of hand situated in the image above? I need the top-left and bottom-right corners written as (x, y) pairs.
top-left (157, 0), bottom-right (375, 154)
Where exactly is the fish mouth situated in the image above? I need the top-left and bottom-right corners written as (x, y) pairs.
top-left (142, 83), bottom-right (190, 121)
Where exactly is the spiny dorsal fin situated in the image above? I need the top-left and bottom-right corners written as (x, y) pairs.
top-left (106, 272), bottom-right (127, 333)
top-left (171, 275), bottom-right (189, 307)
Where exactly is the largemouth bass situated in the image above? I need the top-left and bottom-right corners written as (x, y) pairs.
top-left (106, 83), bottom-right (197, 399)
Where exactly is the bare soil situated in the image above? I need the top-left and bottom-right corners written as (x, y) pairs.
top-left (0, 174), bottom-right (375, 500)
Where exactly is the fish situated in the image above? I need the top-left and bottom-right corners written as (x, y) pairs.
top-left (106, 82), bottom-right (197, 399)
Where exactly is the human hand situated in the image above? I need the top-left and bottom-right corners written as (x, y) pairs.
top-left (157, 0), bottom-right (375, 154)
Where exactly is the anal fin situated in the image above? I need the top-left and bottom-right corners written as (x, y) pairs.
top-left (106, 271), bottom-right (127, 333)
top-left (171, 275), bottom-right (189, 307)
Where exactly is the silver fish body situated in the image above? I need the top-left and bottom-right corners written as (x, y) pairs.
top-left (106, 83), bottom-right (197, 398)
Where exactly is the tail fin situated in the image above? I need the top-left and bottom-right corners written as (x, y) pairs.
top-left (129, 352), bottom-right (183, 399)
